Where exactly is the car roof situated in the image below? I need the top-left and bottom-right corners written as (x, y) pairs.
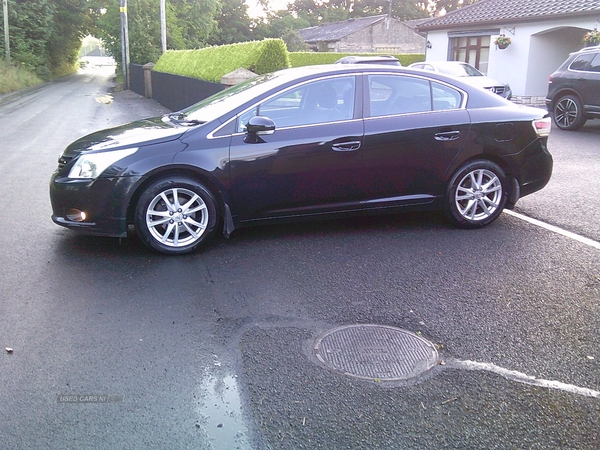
top-left (577, 45), bottom-right (600, 53)
top-left (269, 64), bottom-right (504, 102)
top-left (335, 55), bottom-right (401, 65)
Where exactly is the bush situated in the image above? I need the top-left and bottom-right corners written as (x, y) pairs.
top-left (153, 40), bottom-right (425, 84)
top-left (153, 39), bottom-right (290, 83)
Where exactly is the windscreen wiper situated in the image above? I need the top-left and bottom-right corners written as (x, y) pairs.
top-left (167, 112), bottom-right (205, 126)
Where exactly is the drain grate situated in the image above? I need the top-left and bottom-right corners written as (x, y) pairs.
top-left (313, 324), bottom-right (438, 381)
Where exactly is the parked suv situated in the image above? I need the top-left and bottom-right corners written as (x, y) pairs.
top-left (546, 45), bottom-right (600, 130)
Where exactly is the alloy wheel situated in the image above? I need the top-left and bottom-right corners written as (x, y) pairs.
top-left (146, 187), bottom-right (209, 248)
top-left (454, 168), bottom-right (503, 222)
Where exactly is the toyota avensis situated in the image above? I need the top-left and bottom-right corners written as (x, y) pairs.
top-left (50, 65), bottom-right (553, 254)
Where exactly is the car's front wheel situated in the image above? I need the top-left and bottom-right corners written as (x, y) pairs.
top-left (553, 94), bottom-right (586, 131)
top-left (445, 160), bottom-right (507, 229)
top-left (135, 177), bottom-right (218, 254)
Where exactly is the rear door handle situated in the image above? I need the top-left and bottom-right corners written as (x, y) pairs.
top-left (434, 131), bottom-right (461, 141)
top-left (332, 141), bottom-right (361, 152)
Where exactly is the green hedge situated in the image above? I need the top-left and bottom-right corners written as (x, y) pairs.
top-left (288, 52), bottom-right (425, 68)
top-left (153, 42), bottom-right (425, 83)
top-left (153, 39), bottom-right (290, 83)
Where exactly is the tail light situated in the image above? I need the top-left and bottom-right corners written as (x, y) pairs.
top-left (533, 117), bottom-right (551, 137)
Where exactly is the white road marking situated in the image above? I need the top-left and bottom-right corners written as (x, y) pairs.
top-left (447, 359), bottom-right (600, 399)
top-left (504, 210), bottom-right (600, 250)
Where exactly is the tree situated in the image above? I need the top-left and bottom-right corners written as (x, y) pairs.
top-left (287, 0), bottom-right (429, 27)
top-left (95, 0), bottom-right (219, 67)
top-left (351, 0), bottom-right (429, 20)
top-left (47, 0), bottom-right (94, 76)
top-left (207, 0), bottom-right (253, 45)
top-left (0, 0), bottom-right (54, 78)
top-left (430, 0), bottom-right (480, 16)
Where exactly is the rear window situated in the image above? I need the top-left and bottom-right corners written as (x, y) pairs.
top-left (569, 53), bottom-right (597, 71)
top-left (589, 53), bottom-right (600, 72)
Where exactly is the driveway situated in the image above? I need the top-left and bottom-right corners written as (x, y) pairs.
top-left (0, 68), bottom-right (598, 449)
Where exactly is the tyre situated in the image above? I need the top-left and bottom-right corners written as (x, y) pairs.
top-left (553, 94), bottom-right (586, 131)
top-left (135, 177), bottom-right (218, 254)
top-left (445, 160), bottom-right (508, 229)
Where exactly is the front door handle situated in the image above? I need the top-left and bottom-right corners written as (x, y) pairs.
top-left (434, 131), bottom-right (461, 141)
top-left (332, 141), bottom-right (361, 152)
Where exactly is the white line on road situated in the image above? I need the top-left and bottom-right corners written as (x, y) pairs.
top-left (504, 210), bottom-right (600, 250)
top-left (447, 359), bottom-right (600, 399)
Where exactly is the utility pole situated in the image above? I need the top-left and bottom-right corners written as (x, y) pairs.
top-left (2, 0), bottom-right (9, 63)
top-left (120, 0), bottom-right (130, 89)
top-left (160, 0), bottom-right (167, 54)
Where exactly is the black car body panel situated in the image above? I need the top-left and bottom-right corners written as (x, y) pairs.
top-left (50, 65), bottom-right (552, 252)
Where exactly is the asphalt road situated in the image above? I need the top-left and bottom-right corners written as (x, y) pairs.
top-left (0, 67), bottom-right (598, 449)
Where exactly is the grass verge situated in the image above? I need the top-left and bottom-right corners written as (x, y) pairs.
top-left (0, 62), bottom-right (43, 95)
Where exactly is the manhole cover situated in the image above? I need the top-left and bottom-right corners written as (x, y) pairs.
top-left (313, 324), bottom-right (438, 381)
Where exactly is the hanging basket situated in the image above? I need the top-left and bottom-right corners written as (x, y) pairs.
top-left (583, 28), bottom-right (600, 47)
top-left (494, 34), bottom-right (511, 49)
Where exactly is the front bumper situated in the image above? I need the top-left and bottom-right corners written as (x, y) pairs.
top-left (50, 174), bottom-right (143, 237)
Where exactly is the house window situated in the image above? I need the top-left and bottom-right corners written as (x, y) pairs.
top-left (450, 36), bottom-right (491, 73)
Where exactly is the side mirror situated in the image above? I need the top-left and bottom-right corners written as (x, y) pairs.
top-left (246, 116), bottom-right (275, 135)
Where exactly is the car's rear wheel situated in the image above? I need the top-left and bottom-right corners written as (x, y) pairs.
top-left (553, 94), bottom-right (586, 130)
top-left (135, 177), bottom-right (217, 254)
top-left (445, 160), bottom-right (507, 229)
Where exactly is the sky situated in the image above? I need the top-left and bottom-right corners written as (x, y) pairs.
top-left (246, 0), bottom-right (291, 18)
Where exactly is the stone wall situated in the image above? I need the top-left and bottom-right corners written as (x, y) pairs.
top-left (336, 19), bottom-right (425, 54)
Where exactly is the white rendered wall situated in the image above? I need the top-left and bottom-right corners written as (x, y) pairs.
top-left (424, 17), bottom-right (599, 98)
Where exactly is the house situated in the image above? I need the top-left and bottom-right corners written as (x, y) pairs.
top-left (80, 47), bottom-right (116, 67)
top-left (417, 0), bottom-right (600, 105)
top-left (298, 15), bottom-right (427, 54)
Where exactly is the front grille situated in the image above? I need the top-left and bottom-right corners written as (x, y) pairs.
top-left (486, 86), bottom-right (506, 95)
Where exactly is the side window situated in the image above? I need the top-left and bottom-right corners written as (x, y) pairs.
top-left (368, 75), bottom-right (431, 117)
top-left (570, 54), bottom-right (595, 71)
top-left (237, 76), bottom-right (355, 132)
top-left (431, 81), bottom-right (462, 110)
top-left (588, 53), bottom-right (600, 73)
top-left (237, 107), bottom-right (258, 133)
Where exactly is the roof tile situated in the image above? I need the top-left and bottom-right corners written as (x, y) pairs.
top-left (419, 0), bottom-right (600, 29)
top-left (299, 15), bottom-right (388, 42)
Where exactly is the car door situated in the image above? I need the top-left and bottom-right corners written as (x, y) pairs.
top-left (360, 73), bottom-right (471, 204)
top-left (228, 75), bottom-right (364, 221)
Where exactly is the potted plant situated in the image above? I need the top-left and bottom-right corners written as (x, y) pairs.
top-left (494, 34), bottom-right (511, 49)
top-left (583, 28), bottom-right (600, 47)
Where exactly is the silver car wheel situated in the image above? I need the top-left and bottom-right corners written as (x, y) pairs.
top-left (553, 94), bottom-right (585, 130)
top-left (555, 97), bottom-right (578, 128)
top-left (146, 187), bottom-right (209, 248)
top-left (454, 169), bottom-right (503, 222)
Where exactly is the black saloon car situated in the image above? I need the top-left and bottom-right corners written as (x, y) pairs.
top-left (546, 45), bottom-right (600, 130)
top-left (50, 65), bottom-right (553, 254)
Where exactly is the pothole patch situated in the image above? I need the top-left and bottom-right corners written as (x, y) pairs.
top-left (313, 324), bottom-right (438, 382)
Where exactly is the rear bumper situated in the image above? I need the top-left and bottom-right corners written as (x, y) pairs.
top-left (511, 138), bottom-right (553, 200)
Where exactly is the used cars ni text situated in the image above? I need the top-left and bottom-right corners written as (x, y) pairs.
top-left (50, 65), bottom-right (552, 254)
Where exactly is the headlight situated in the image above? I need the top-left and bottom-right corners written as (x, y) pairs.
top-left (68, 148), bottom-right (138, 179)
